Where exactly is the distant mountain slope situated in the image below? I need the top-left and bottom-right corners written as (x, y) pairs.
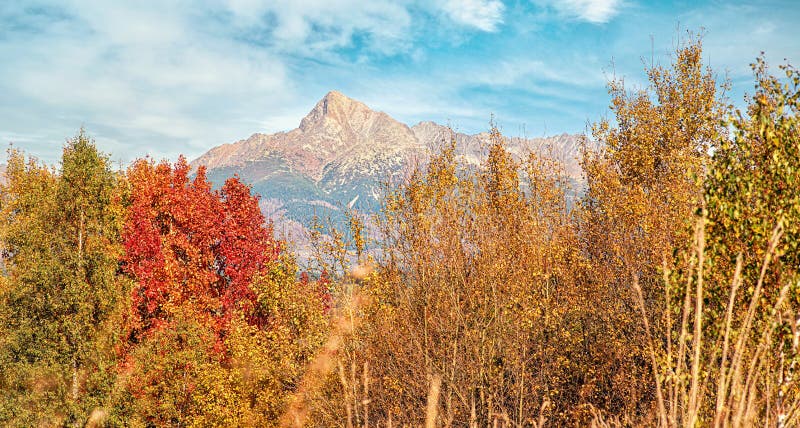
top-left (410, 121), bottom-right (583, 181)
top-left (191, 91), bottom-right (584, 248)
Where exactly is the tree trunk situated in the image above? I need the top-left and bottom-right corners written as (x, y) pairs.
top-left (72, 356), bottom-right (79, 401)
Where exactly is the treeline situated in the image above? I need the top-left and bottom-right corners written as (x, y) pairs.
top-left (0, 148), bottom-right (328, 425)
top-left (1, 37), bottom-right (799, 426)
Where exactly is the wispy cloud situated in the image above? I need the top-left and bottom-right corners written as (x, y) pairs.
top-left (539, 0), bottom-right (625, 24)
top-left (222, 0), bottom-right (417, 56)
top-left (437, 0), bottom-right (505, 32)
top-left (0, 0), bottom-right (512, 163)
top-left (0, 0), bottom-right (798, 164)
top-left (1, 1), bottom-right (293, 159)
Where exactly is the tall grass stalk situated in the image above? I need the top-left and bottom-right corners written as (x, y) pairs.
top-left (628, 218), bottom-right (797, 427)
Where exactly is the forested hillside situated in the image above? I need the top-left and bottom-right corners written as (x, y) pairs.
top-left (1, 38), bottom-right (798, 427)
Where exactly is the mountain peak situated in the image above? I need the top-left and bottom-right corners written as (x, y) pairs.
top-left (299, 90), bottom-right (373, 131)
top-left (321, 90), bottom-right (351, 106)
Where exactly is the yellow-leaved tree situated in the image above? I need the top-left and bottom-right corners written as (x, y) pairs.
top-left (578, 36), bottom-right (730, 419)
top-left (301, 130), bottom-right (584, 426)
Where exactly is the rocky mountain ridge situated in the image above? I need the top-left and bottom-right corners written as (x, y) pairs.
top-left (191, 91), bottom-right (584, 247)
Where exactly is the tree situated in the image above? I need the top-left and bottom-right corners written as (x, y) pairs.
top-left (592, 50), bottom-right (800, 427)
top-left (578, 36), bottom-right (730, 418)
top-left (673, 56), bottom-right (800, 427)
top-left (705, 56), bottom-right (800, 303)
top-left (115, 258), bottom-right (329, 426)
top-left (117, 156), bottom-right (327, 425)
top-left (0, 131), bottom-right (128, 426)
top-left (121, 156), bottom-right (279, 344)
top-left (306, 130), bottom-right (582, 426)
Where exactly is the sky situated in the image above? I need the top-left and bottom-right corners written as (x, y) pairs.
top-left (1, 0), bottom-right (799, 165)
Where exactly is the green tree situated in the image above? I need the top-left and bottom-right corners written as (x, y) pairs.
top-left (706, 57), bottom-right (800, 302)
top-left (673, 56), bottom-right (800, 427)
top-left (0, 131), bottom-right (128, 426)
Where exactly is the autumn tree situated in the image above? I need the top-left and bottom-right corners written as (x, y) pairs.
top-left (652, 55), bottom-right (800, 427)
top-left (577, 36), bottom-right (730, 419)
top-left (705, 56), bottom-right (800, 303)
top-left (116, 157), bottom-right (327, 426)
top-left (0, 131), bottom-right (128, 426)
top-left (121, 157), bottom-right (279, 342)
top-left (581, 45), bottom-right (800, 426)
top-left (304, 130), bottom-right (583, 426)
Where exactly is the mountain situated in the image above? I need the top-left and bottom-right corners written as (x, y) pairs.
top-left (191, 91), bottom-right (584, 249)
top-left (409, 120), bottom-right (583, 180)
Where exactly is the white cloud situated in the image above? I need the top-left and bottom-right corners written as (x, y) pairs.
top-left (0, 1), bottom-right (295, 161)
top-left (0, 0), bottom-right (513, 163)
top-left (3, 0), bottom-right (795, 167)
top-left (541, 0), bottom-right (624, 24)
top-left (220, 0), bottom-right (417, 56)
top-left (465, 58), bottom-right (605, 88)
top-left (438, 0), bottom-right (505, 32)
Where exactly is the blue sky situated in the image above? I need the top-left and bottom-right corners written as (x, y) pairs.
top-left (1, 0), bottom-right (798, 165)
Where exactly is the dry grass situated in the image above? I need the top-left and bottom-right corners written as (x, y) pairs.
top-left (622, 218), bottom-right (800, 427)
top-left (280, 264), bottom-right (369, 427)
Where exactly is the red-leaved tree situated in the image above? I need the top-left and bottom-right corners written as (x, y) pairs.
top-left (122, 156), bottom-right (279, 343)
